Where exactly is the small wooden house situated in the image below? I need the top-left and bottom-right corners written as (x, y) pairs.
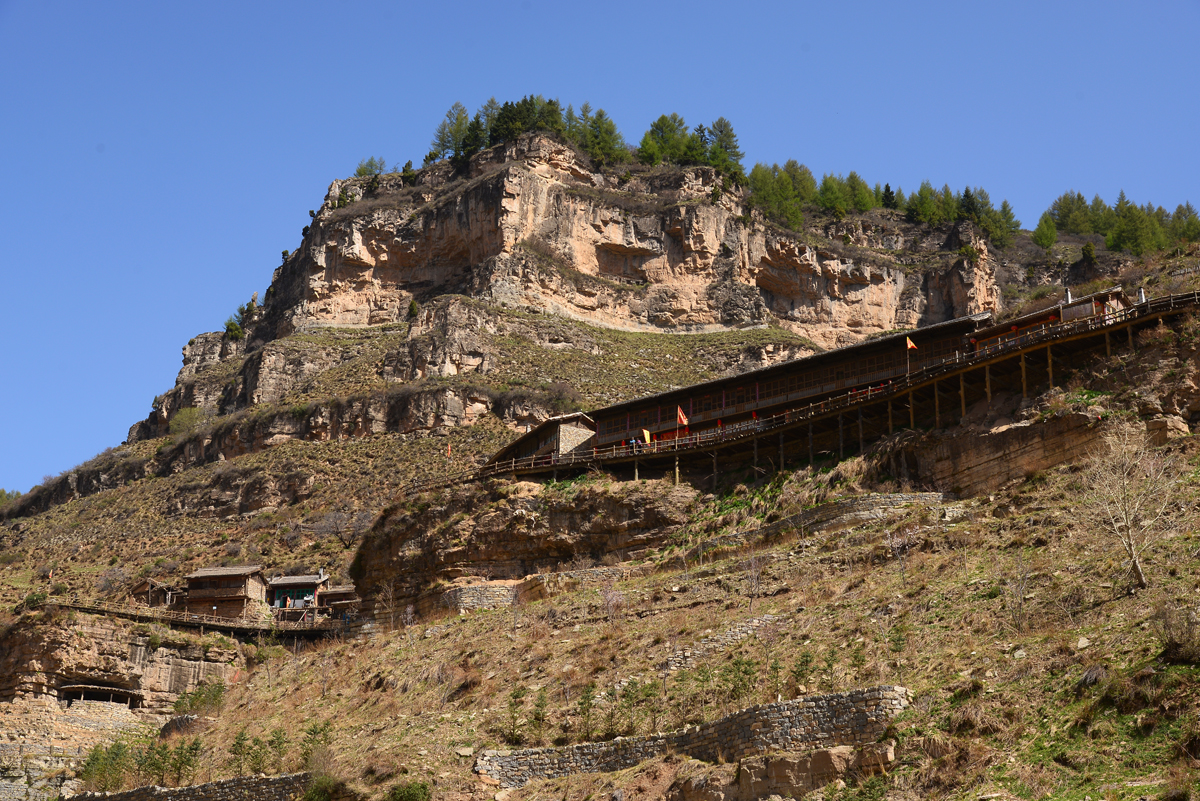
top-left (322, 584), bottom-right (361, 619)
top-left (128, 578), bottom-right (181, 608)
top-left (268, 572), bottom-right (329, 612)
top-left (184, 565), bottom-right (267, 619)
top-left (487, 412), bottom-right (596, 467)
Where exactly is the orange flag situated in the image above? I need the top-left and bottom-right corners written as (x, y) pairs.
top-left (906, 337), bottom-right (917, 350)
top-left (677, 405), bottom-right (689, 426)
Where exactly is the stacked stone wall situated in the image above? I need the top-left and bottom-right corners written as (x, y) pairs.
top-left (64, 773), bottom-right (309, 801)
top-left (475, 685), bottom-right (908, 787)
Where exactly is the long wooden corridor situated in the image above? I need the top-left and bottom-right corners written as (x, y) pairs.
top-left (402, 290), bottom-right (1200, 496)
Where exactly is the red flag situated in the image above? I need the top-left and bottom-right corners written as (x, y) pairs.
top-left (677, 405), bottom-right (689, 426)
top-left (906, 337), bottom-right (917, 350)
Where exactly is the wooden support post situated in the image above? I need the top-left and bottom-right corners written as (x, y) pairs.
top-left (888, 399), bottom-right (893, 435)
top-left (960, 373), bottom-right (966, 419)
top-left (808, 423), bottom-right (814, 467)
top-left (934, 380), bottom-right (941, 429)
top-left (909, 390), bottom-right (915, 428)
top-left (1105, 330), bottom-right (1111, 358)
top-left (857, 409), bottom-right (864, 454)
top-left (674, 454), bottom-right (679, 486)
top-left (779, 431), bottom-right (784, 471)
top-left (838, 414), bottom-right (844, 460)
top-left (634, 459), bottom-right (638, 481)
top-left (753, 437), bottom-right (758, 471)
top-left (985, 364), bottom-right (992, 403)
top-left (1128, 325), bottom-right (1134, 349)
top-left (1047, 345), bottom-right (1054, 388)
top-left (712, 452), bottom-right (718, 492)
top-left (1021, 352), bottom-right (1028, 398)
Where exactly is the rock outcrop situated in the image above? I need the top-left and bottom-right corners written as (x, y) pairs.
top-left (257, 134), bottom-right (997, 346)
top-left (0, 613), bottom-right (240, 711)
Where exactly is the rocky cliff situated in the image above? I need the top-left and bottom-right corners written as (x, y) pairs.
top-left (257, 134), bottom-right (998, 344)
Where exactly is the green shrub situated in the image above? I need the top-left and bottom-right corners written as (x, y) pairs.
top-left (304, 775), bottom-right (338, 801)
top-left (168, 407), bottom-right (209, 438)
top-left (224, 317), bottom-right (244, 340)
top-left (387, 781), bottom-right (432, 801)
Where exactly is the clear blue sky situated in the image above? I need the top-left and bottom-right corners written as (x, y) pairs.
top-left (1, 0), bottom-right (1197, 494)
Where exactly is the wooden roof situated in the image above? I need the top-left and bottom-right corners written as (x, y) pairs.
top-left (269, 574), bottom-right (330, 588)
top-left (185, 564), bottom-right (264, 580)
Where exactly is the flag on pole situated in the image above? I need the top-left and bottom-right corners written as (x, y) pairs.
top-left (642, 429), bottom-right (652, 444)
top-left (677, 405), bottom-right (689, 426)
top-left (906, 337), bottom-right (917, 350)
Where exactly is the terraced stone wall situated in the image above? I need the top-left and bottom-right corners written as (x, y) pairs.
top-left (475, 685), bottom-right (909, 787)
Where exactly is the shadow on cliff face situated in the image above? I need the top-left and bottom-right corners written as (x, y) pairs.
top-left (352, 477), bottom-right (697, 602)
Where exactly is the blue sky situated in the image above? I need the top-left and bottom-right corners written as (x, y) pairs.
top-left (1, 0), bottom-right (1197, 494)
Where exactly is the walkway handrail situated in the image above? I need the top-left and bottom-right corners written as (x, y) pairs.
top-left (401, 290), bottom-right (1200, 495)
top-left (27, 596), bottom-right (344, 633)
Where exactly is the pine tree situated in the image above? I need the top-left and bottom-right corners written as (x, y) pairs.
top-left (430, 102), bottom-right (469, 161)
top-left (881, 183), bottom-right (896, 209)
top-left (1032, 212), bottom-right (1058, 250)
top-left (708, 117), bottom-right (744, 168)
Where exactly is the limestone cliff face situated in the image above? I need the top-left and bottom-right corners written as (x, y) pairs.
top-left (255, 134), bottom-right (999, 348)
top-left (356, 479), bottom-right (697, 603)
top-left (0, 614), bottom-right (240, 711)
top-left (133, 134), bottom-right (1000, 442)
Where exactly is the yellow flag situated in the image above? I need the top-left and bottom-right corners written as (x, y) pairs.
top-left (643, 429), bottom-right (652, 444)
top-left (906, 337), bottom-right (917, 350)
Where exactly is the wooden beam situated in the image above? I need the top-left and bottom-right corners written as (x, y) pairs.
top-left (960, 373), bottom-right (966, 419)
top-left (1047, 344), bottom-right (1054, 388)
top-left (858, 408), bottom-right (864, 454)
top-left (779, 431), bottom-right (784, 472)
top-left (1021, 352), bottom-right (1027, 398)
top-left (934, 380), bottom-right (941, 429)
top-left (674, 454), bottom-right (679, 486)
top-left (1106, 329), bottom-right (1111, 358)
top-left (985, 363), bottom-right (992, 403)
top-left (838, 413), bottom-right (844, 460)
top-left (888, 398), bottom-right (893, 435)
top-left (1128, 324), bottom-right (1134, 349)
top-left (909, 390), bottom-right (915, 428)
top-left (808, 423), bottom-right (814, 467)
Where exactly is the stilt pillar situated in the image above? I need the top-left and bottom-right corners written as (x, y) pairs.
top-left (1047, 345), bottom-right (1054, 388)
top-left (908, 390), bottom-right (915, 428)
top-left (934, 380), bottom-right (941, 429)
top-left (1021, 352), bottom-right (1028, 399)
top-left (712, 452), bottom-right (718, 492)
top-left (1128, 325), bottom-right (1134, 349)
top-left (808, 423), bottom-right (814, 467)
top-left (634, 459), bottom-right (638, 481)
top-left (674, 454), bottom-right (679, 486)
top-left (1106, 330), bottom-right (1112, 358)
top-left (838, 414), bottom-right (844, 460)
top-left (753, 437), bottom-right (758, 471)
top-left (985, 364), bottom-right (992, 403)
top-left (888, 399), bottom-right (893, 435)
top-left (960, 373), bottom-right (966, 420)
top-left (779, 432), bottom-right (784, 471)
top-left (858, 408), bottom-right (864, 454)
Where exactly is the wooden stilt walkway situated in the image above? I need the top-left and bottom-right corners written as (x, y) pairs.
top-left (402, 290), bottom-right (1200, 496)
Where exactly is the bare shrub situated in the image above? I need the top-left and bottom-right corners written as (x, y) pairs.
top-left (1152, 601), bottom-right (1200, 664)
top-left (600, 583), bottom-right (625, 623)
top-left (1081, 423), bottom-right (1183, 589)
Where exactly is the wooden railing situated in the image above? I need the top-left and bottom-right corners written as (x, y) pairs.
top-left (398, 290), bottom-right (1200, 496)
top-left (29, 597), bottom-right (344, 633)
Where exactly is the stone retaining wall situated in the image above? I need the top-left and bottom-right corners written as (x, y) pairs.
top-left (64, 773), bottom-right (309, 801)
top-left (475, 685), bottom-right (909, 787)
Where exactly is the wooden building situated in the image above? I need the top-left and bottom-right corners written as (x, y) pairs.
top-left (490, 314), bottom-right (992, 463)
top-left (322, 584), bottom-right (361, 619)
top-left (971, 287), bottom-right (1129, 354)
top-left (184, 565), bottom-right (268, 619)
top-left (268, 572), bottom-right (329, 614)
top-left (487, 412), bottom-right (596, 466)
top-left (128, 578), bottom-right (181, 608)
